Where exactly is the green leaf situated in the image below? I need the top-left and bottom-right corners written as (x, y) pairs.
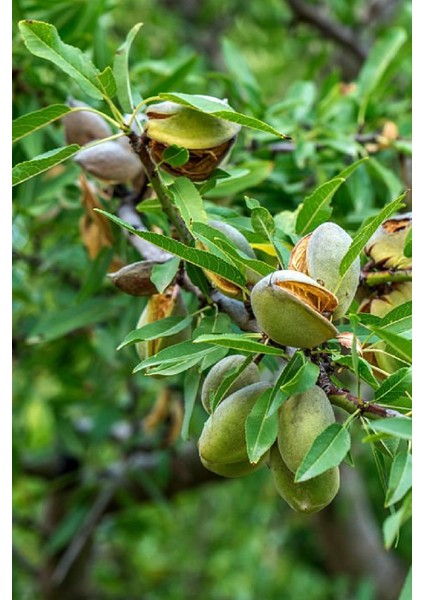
top-left (117, 315), bottom-right (193, 350)
top-left (170, 177), bottom-right (208, 231)
top-left (375, 367), bottom-right (412, 406)
top-left (245, 388), bottom-right (279, 464)
top-left (182, 367), bottom-right (201, 440)
top-left (398, 567), bottom-right (412, 600)
top-left (97, 66), bottom-right (117, 99)
top-left (380, 301), bottom-right (412, 338)
top-left (96, 210), bottom-right (246, 288)
top-left (214, 238), bottom-right (275, 279)
top-left (295, 423), bottom-right (351, 482)
top-left (370, 327), bottom-right (412, 363)
top-left (332, 354), bottom-right (379, 391)
top-left (133, 340), bottom-right (215, 373)
top-left (158, 92), bottom-right (288, 139)
top-left (383, 491), bottom-right (412, 549)
top-left (339, 193), bottom-right (406, 277)
top-left (27, 297), bottom-right (127, 344)
top-left (357, 28), bottom-right (407, 125)
top-left (193, 333), bottom-right (284, 356)
top-left (404, 227), bottom-right (412, 258)
top-left (268, 352), bottom-right (319, 415)
top-left (113, 22), bottom-right (143, 112)
top-left (370, 418), bottom-right (412, 440)
top-left (209, 355), bottom-right (256, 413)
top-left (12, 104), bottom-right (71, 143)
top-left (385, 451), bottom-right (412, 507)
top-left (204, 161), bottom-right (274, 199)
top-left (150, 257), bottom-right (180, 293)
top-left (296, 178), bottom-right (344, 235)
top-left (366, 158), bottom-right (404, 199)
top-left (162, 146), bottom-right (190, 168)
top-left (251, 206), bottom-right (275, 237)
top-left (18, 20), bottom-right (103, 100)
top-left (12, 144), bottom-right (80, 187)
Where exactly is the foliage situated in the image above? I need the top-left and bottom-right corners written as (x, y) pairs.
top-left (12, 1), bottom-right (412, 599)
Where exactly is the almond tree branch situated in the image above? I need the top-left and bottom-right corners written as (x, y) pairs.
top-left (360, 269), bottom-right (412, 286)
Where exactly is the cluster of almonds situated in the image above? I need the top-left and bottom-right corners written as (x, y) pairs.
top-left (198, 355), bottom-right (339, 514)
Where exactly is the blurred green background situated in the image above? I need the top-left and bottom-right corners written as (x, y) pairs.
top-left (12, 1), bottom-right (412, 598)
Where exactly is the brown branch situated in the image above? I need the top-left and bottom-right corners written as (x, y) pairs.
top-left (317, 364), bottom-right (404, 419)
top-left (285, 0), bottom-right (367, 63)
top-left (129, 132), bottom-right (193, 245)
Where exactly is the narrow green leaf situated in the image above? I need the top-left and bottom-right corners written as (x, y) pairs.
top-left (117, 315), bottom-right (193, 350)
top-left (385, 452), bottom-right (412, 507)
top-left (133, 341), bottom-right (215, 373)
top-left (12, 144), bottom-right (80, 187)
top-left (380, 301), bottom-right (412, 337)
top-left (358, 28), bottom-right (407, 125)
top-left (12, 104), bottom-right (71, 143)
top-left (148, 356), bottom-right (203, 377)
top-left (113, 22), bottom-right (143, 112)
top-left (370, 418), bottom-right (412, 440)
top-left (193, 333), bottom-right (284, 356)
top-left (339, 193), bottom-right (406, 277)
top-left (209, 355), bottom-right (255, 413)
top-left (170, 177), bottom-right (208, 230)
top-left (332, 354), bottom-right (379, 390)
top-left (182, 367), bottom-right (201, 439)
top-left (18, 20), bottom-right (103, 100)
top-left (375, 367), bottom-right (412, 405)
top-left (205, 161), bottom-right (274, 198)
top-left (96, 210), bottom-right (246, 288)
top-left (251, 206), bottom-right (275, 238)
top-left (404, 227), bottom-right (412, 258)
top-left (162, 146), bottom-right (189, 167)
top-left (268, 353), bottom-right (319, 415)
top-left (383, 491), bottom-right (412, 549)
top-left (370, 327), bottom-right (412, 363)
top-left (97, 66), bottom-right (117, 99)
top-left (246, 388), bottom-right (279, 464)
top-left (295, 423), bottom-right (351, 482)
top-left (158, 92), bottom-right (288, 139)
top-left (150, 257), bottom-right (180, 293)
top-left (296, 178), bottom-right (344, 235)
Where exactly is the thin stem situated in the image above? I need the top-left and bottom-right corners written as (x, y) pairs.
top-left (361, 269), bottom-right (412, 286)
top-left (128, 132), bottom-right (193, 245)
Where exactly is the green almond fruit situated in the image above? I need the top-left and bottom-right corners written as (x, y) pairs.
top-left (201, 453), bottom-right (268, 478)
top-left (290, 222), bottom-right (360, 321)
top-left (250, 270), bottom-right (338, 348)
top-left (269, 444), bottom-right (340, 514)
top-left (277, 385), bottom-right (335, 473)
top-left (198, 382), bottom-right (271, 465)
top-left (201, 354), bottom-right (261, 414)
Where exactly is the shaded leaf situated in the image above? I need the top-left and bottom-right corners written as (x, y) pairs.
top-left (12, 104), bottom-right (71, 143)
top-left (246, 388), bottom-right (279, 464)
top-left (12, 144), bottom-right (80, 187)
top-left (295, 423), bottom-right (351, 482)
top-left (193, 333), bottom-right (284, 356)
top-left (370, 418), bottom-right (412, 440)
top-left (150, 257), bottom-right (180, 294)
top-left (182, 367), bottom-right (201, 440)
top-left (375, 367), bottom-right (412, 405)
top-left (385, 451), bottom-right (412, 507)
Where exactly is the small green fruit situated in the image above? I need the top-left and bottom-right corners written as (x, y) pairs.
top-left (198, 382), bottom-right (271, 465)
top-left (289, 222), bottom-right (360, 320)
top-left (144, 97), bottom-right (241, 181)
top-left (277, 385), bottom-right (335, 473)
top-left (201, 354), bottom-right (261, 414)
top-left (250, 270), bottom-right (338, 348)
top-left (269, 444), bottom-right (340, 514)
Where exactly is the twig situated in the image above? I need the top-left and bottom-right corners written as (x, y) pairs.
top-left (317, 365), bottom-right (404, 419)
top-left (360, 269), bottom-right (412, 287)
top-left (129, 132), bottom-right (193, 245)
top-left (285, 0), bottom-right (367, 63)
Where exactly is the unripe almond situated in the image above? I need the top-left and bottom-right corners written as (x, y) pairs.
top-left (198, 382), bottom-right (271, 465)
top-left (269, 443), bottom-right (340, 514)
top-left (290, 222), bottom-right (360, 320)
top-left (277, 385), bottom-right (335, 473)
top-left (201, 354), bottom-right (261, 414)
top-left (201, 454), bottom-right (268, 478)
top-left (250, 270), bottom-right (338, 348)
